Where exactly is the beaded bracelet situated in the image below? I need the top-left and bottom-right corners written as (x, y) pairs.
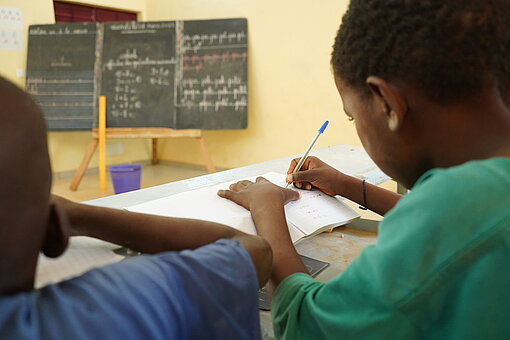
top-left (359, 179), bottom-right (368, 210)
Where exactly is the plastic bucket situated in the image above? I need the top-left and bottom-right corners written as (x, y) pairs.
top-left (109, 164), bottom-right (142, 194)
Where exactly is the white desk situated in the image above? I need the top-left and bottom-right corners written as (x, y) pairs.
top-left (84, 144), bottom-right (389, 210)
top-left (37, 144), bottom-right (389, 339)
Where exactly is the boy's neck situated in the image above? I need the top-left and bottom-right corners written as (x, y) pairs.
top-left (0, 234), bottom-right (40, 294)
top-left (0, 258), bottom-right (37, 294)
top-left (417, 88), bottom-right (510, 169)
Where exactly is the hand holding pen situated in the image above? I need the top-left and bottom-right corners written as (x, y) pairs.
top-left (286, 120), bottom-right (329, 188)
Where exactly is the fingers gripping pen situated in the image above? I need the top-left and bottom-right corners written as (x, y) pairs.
top-left (286, 120), bottom-right (329, 188)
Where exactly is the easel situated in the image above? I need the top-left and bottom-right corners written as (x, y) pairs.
top-left (69, 96), bottom-right (216, 191)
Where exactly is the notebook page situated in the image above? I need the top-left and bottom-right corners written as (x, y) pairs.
top-left (260, 172), bottom-right (359, 235)
top-left (127, 185), bottom-right (258, 235)
top-left (284, 190), bottom-right (359, 235)
top-left (127, 172), bottom-right (357, 240)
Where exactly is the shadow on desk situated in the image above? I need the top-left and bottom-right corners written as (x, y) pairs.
top-left (346, 218), bottom-right (380, 233)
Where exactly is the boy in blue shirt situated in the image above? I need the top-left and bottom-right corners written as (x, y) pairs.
top-left (219, 0), bottom-right (510, 338)
top-left (0, 76), bottom-right (275, 339)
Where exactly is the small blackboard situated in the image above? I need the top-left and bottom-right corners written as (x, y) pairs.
top-left (26, 23), bottom-right (100, 130)
top-left (26, 19), bottom-right (248, 131)
top-left (176, 19), bottom-right (248, 129)
top-left (101, 21), bottom-right (177, 128)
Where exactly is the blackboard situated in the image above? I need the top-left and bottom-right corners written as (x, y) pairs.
top-left (25, 18), bottom-right (248, 131)
top-left (26, 23), bottom-right (100, 130)
top-left (176, 19), bottom-right (248, 129)
top-left (101, 21), bottom-right (177, 128)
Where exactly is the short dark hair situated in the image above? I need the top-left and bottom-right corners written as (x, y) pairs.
top-left (331, 0), bottom-right (510, 103)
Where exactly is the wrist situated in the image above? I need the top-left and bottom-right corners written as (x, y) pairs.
top-left (249, 196), bottom-right (287, 233)
top-left (338, 174), bottom-right (363, 201)
top-left (61, 201), bottom-right (90, 237)
top-left (332, 171), bottom-right (350, 196)
top-left (249, 192), bottom-right (285, 212)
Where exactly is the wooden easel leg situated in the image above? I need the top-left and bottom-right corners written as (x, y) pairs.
top-left (196, 136), bottom-right (216, 173)
top-left (152, 138), bottom-right (159, 165)
top-left (69, 138), bottom-right (99, 191)
top-left (98, 96), bottom-right (107, 191)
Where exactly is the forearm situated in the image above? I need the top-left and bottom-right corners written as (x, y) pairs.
top-left (250, 200), bottom-right (308, 287)
top-left (67, 202), bottom-right (239, 252)
top-left (336, 175), bottom-right (402, 216)
top-left (62, 200), bottom-right (272, 286)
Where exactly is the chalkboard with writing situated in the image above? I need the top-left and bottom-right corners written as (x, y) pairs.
top-left (26, 23), bottom-right (99, 130)
top-left (101, 21), bottom-right (177, 128)
top-left (25, 18), bottom-right (248, 131)
top-left (176, 19), bottom-right (248, 129)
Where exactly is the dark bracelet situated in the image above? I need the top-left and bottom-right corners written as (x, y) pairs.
top-left (359, 179), bottom-right (368, 210)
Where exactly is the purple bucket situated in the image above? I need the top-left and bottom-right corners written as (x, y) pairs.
top-left (109, 164), bottom-right (142, 194)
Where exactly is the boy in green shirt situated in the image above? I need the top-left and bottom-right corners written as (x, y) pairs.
top-left (218, 0), bottom-right (510, 338)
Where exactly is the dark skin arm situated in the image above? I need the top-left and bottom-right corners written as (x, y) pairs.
top-left (287, 156), bottom-right (401, 216)
top-left (52, 195), bottom-right (273, 288)
top-left (217, 158), bottom-right (402, 288)
top-left (218, 178), bottom-right (307, 288)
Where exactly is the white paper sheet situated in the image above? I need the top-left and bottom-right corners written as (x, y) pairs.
top-left (127, 172), bottom-right (359, 243)
top-left (0, 7), bottom-right (23, 51)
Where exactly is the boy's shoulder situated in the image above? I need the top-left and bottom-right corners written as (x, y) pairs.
top-left (387, 157), bottom-right (510, 227)
top-left (0, 239), bottom-right (260, 340)
top-left (374, 157), bottom-right (510, 295)
top-left (345, 158), bottom-right (510, 329)
top-left (377, 158), bottom-right (510, 338)
top-left (414, 157), bottom-right (510, 193)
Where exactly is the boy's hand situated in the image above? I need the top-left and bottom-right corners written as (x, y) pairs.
top-left (218, 177), bottom-right (299, 211)
top-left (219, 177), bottom-right (308, 285)
top-left (287, 156), bottom-right (345, 196)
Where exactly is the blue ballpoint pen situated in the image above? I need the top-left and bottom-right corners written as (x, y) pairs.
top-left (286, 120), bottom-right (329, 187)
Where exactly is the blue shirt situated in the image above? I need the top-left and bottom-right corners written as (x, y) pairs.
top-left (0, 239), bottom-right (261, 339)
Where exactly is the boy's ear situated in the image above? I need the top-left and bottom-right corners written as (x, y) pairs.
top-left (366, 76), bottom-right (408, 132)
top-left (41, 203), bottom-right (70, 258)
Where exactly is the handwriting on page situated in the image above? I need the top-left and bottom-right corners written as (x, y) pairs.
top-left (228, 172), bottom-right (358, 235)
top-left (288, 191), bottom-right (328, 220)
top-left (285, 190), bottom-right (354, 235)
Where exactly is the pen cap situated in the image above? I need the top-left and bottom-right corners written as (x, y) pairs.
top-left (318, 120), bottom-right (329, 134)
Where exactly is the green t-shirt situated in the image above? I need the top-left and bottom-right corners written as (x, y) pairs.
top-left (272, 158), bottom-right (510, 339)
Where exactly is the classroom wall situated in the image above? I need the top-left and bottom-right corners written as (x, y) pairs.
top-left (147, 0), bottom-right (360, 169)
top-left (0, 0), bottom-right (53, 85)
top-left (1, 0), bottom-right (359, 173)
top-left (0, 0), bottom-right (150, 173)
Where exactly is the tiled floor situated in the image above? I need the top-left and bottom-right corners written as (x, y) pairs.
top-left (51, 164), bottom-right (208, 202)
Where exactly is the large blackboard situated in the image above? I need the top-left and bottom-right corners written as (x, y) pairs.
top-left (26, 18), bottom-right (248, 131)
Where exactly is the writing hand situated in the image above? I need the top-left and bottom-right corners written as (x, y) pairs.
top-left (287, 156), bottom-right (345, 196)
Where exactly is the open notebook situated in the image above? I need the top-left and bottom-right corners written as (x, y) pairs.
top-left (126, 172), bottom-right (359, 243)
